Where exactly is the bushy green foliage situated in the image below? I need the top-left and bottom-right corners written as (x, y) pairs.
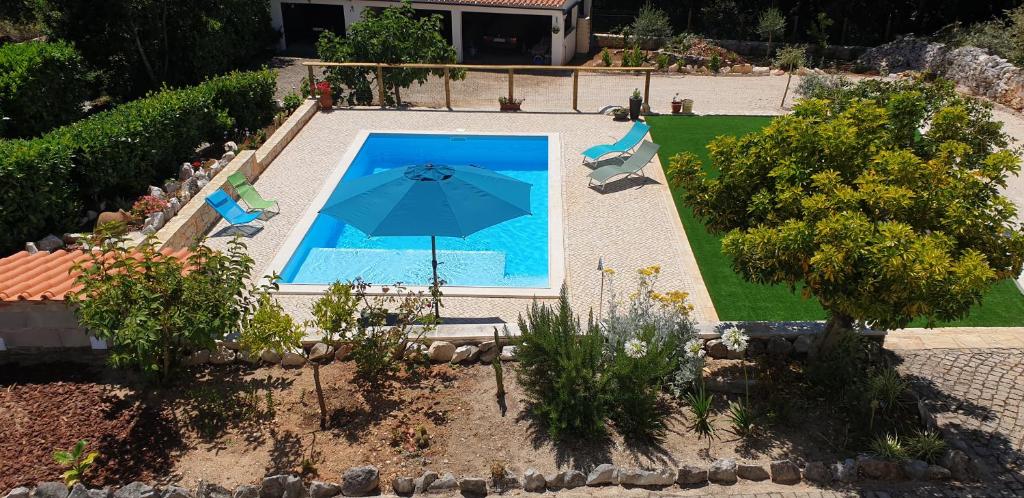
top-left (241, 293), bottom-right (305, 359)
top-left (621, 46), bottom-right (646, 67)
top-left (36, 0), bottom-right (278, 98)
top-left (870, 433), bottom-right (907, 460)
top-left (0, 138), bottom-right (78, 251)
top-left (70, 236), bottom-right (256, 382)
top-left (516, 287), bottom-right (609, 440)
top-left (629, 2), bottom-right (672, 45)
top-left (600, 47), bottom-right (613, 67)
top-left (795, 73), bottom-right (853, 100)
top-left (605, 328), bottom-right (676, 439)
top-left (667, 77), bottom-right (1024, 349)
top-left (316, 2), bottom-right (460, 106)
top-left (282, 93), bottom-right (303, 115)
top-left (0, 69), bottom-right (275, 253)
top-left (945, 6), bottom-right (1024, 65)
top-left (0, 40), bottom-right (90, 138)
top-left (309, 280), bottom-right (360, 342)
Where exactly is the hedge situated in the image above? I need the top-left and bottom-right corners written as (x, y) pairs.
top-left (0, 69), bottom-right (277, 253)
top-left (0, 41), bottom-right (90, 138)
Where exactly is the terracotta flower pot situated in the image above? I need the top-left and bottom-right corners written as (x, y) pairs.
top-left (318, 91), bottom-right (333, 110)
top-left (500, 102), bottom-right (521, 112)
top-left (671, 101), bottom-right (682, 114)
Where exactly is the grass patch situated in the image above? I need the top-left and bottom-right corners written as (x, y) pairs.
top-left (647, 114), bottom-right (1024, 326)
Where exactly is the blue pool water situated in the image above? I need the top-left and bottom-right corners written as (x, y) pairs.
top-left (279, 133), bottom-right (550, 287)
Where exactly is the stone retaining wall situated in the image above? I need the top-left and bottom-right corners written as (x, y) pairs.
top-left (858, 36), bottom-right (1024, 111)
top-left (592, 33), bottom-right (867, 60)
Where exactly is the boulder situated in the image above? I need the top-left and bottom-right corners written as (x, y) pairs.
top-left (676, 465), bottom-right (708, 485)
top-left (186, 349), bottom-right (211, 366)
top-left (705, 339), bottom-right (729, 359)
top-left (426, 473), bottom-right (457, 492)
top-left (222, 151), bottom-right (237, 162)
top-left (451, 345), bottom-right (478, 363)
top-left (308, 343), bottom-right (334, 362)
top-left (225, 141), bottom-right (239, 152)
top-left (477, 341), bottom-right (498, 363)
top-left (792, 335), bottom-right (815, 355)
top-left (617, 468), bottom-right (675, 487)
top-left (112, 483), bottom-right (154, 498)
top-left (770, 460), bottom-right (801, 484)
top-left (427, 341), bottom-right (455, 362)
top-left (941, 449), bottom-right (974, 481)
top-left (281, 477), bottom-right (304, 498)
top-left (260, 476), bottom-right (287, 498)
top-left (24, 242), bottom-right (39, 254)
top-left (33, 484), bottom-right (69, 498)
top-left (161, 487), bottom-right (191, 498)
top-left (335, 343), bottom-right (354, 361)
top-left (802, 461), bottom-right (831, 484)
top-left (341, 466), bottom-right (378, 496)
top-left (523, 469), bottom-right (545, 492)
top-left (97, 210), bottom-right (133, 228)
top-left (832, 459), bottom-right (857, 483)
top-left (6, 488), bottom-right (30, 498)
top-left (457, 478), bottom-right (486, 496)
top-left (903, 459), bottom-right (929, 481)
top-left (772, 69), bottom-right (786, 76)
top-left (144, 212), bottom-right (165, 231)
top-left (209, 346), bottom-right (236, 365)
top-left (857, 455), bottom-right (904, 480)
top-left (927, 465), bottom-right (951, 480)
top-left (196, 482), bottom-right (231, 498)
top-left (389, 477), bottom-right (413, 495)
top-left (412, 471), bottom-right (438, 494)
top-left (231, 486), bottom-right (258, 498)
top-left (708, 459), bottom-right (737, 484)
top-left (281, 352), bottom-right (306, 368)
top-left (732, 63), bottom-right (753, 74)
top-left (737, 463), bottom-right (769, 481)
top-left (563, 470), bottom-right (586, 489)
top-left (260, 350), bottom-right (283, 364)
top-left (164, 180), bottom-right (181, 195)
top-left (586, 464), bottom-right (617, 486)
top-left (196, 178), bottom-right (210, 191)
top-left (499, 346), bottom-right (516, 361)
top-left (766, 337), bottom-right (793, 360)
top-left (148, 186), bottom-right (166, 199)
top-left (180, 162), bottom-right (195, 180)
top-left (66, 486), bottom-right (90, 498)
top-left (168, 198), bottom-right (181, 215)
top-left (36, 235), bottom-right (64, 252)
top-left (542, 471), bottom-right (565, 490)
top-left (307, 482), bottom-right (339, 498)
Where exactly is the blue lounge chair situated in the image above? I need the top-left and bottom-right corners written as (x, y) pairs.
top-left (588, 141), bottom-right (660, 190)
top-left (205, 189), bottom-right (263, 227)
top-left (581, 121), bottom-right (650, 165)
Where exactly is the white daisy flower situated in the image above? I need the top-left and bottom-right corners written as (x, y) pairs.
top-left (684, 338), bottom-right (706, 359)
top-left (721, 326), bottom-right (749, 353)
top-left (624, 338), bottom-right (647, 358)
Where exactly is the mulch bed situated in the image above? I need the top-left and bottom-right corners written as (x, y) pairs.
top-left (0, 364), bottom-right (184, 490)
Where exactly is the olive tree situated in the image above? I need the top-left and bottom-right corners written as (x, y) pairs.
top-left (316, 1), bottom-right (459, 106)
top-left (756, 8), bottom-right (786, 57)
top-left (667, 78), bottom-right (1024, 354)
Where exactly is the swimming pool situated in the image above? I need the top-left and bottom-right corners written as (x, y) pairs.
top-left (270, 131), bottom-right (564, 294)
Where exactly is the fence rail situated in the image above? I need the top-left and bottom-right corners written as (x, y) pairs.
top-left (302, 61), bottom-right (655, 112)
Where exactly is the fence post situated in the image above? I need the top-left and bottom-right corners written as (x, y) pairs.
top-left (376, 64), bottom-right (386, 108)
top-left (508, 68), bottom-right (514, 101)
top-left (307, 65), bottom-right (316, 97)
top-left (444, 67), bottom-right (451, 109)
top-left (643, 70), bottom-right (651, 107)
top-left (572, 69), bottom-right (579, 111)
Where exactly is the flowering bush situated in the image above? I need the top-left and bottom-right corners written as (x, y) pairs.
top-left (130, 195), bottom-right (169, 220)
top-left (316, 81), bottom-right (331, 96)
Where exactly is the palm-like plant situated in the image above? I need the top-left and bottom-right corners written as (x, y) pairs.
top-left (53, 440), bottom-right (99, 486)
top-left (686, 384), bottom-right (716, 450)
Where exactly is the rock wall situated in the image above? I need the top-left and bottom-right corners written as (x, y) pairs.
top-left (859, 37), bottom-right (1024, 111)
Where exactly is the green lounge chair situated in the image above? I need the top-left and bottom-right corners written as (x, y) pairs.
top-left (587, 141), bottom-right (660, 190)
top-left (227, 171), bottom-right (279, 213)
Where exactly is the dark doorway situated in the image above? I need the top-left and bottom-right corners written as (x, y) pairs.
top-left (282, 2), bottom-right (346, 56)
top-left (462, 12), bottom-right (551, 64)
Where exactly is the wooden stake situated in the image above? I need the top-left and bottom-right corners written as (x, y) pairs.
top-left (376, 64), bottom-right (386, 108)
top-left (444, 67), bottom-right (451, 109)
top-left (572, 69), bottom-right (579, 111)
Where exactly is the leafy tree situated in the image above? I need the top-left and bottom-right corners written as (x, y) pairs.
top-left (756, 8), bottom-right (786, 57)
top-left (774, 45), bottom-right (806, 107)
top-left (807, 12), bottom-right (833, 65)
top-left (316, 2), bottom-right (460, 106)
top-left (70, 235), bottom-right (256, 382)
top-left (629, 2), bottom-right (673, 46)
top-left (667, 78), bottom-right (1024, 354)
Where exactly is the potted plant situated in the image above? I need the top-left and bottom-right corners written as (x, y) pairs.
top-left (671, 93), bottom-right (682, 114)
top-left (612, 107), bottom-right (629, 121)
top-left (628, 88), bottom-right (642, 121)
top-left (316, 81), bottom-right (333, 110)
top-left (498, 96), bottom-right (523, 112)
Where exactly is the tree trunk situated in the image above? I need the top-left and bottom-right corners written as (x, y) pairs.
top-left (813, 312), bottom-right (854, 356)
top-left (766, 33), bottom-right (772, 58)
top-left (312, 362), bottom-right (327, 429)
top-left (780, 72), bottom-right (792, 107)
top-left (128, 19), bottom-right (159, 85)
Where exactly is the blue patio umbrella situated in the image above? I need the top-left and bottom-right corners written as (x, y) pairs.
top-left (319, 163), bottom-right (532, 317)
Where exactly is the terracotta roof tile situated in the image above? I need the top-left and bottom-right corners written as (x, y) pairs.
top-left (0, 248), bottom-right (191, 302)
top-left (386, 0), bottom-right (568, 9)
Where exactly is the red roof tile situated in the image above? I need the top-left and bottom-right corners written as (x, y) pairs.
top-left (386, 0), bottom-right (568, 9)
top-left (0, 248), bottom-right (191, 302)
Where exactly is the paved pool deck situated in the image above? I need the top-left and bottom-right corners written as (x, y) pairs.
top-left (205, 109), bottom-right (718, 328)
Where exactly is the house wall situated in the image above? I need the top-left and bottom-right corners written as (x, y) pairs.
top-left (273, 0), bottom-right (575, 64)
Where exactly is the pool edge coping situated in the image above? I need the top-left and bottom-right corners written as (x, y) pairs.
top-left (266, 129), bottom-right (566, 299)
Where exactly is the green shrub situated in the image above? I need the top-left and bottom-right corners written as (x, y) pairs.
top-left (606, 329), bottom-right (676, 440)
top-left (0, 41), bottom-right (90, 138)
top-left (516, 286), bottom-right (609, 440)
top-left (628, 2), bottom-right (672, 46)
top-left (600, 47), bottom-right (613, 67)
top-left (708, 54), bottom-right (722, 73)
top-left (870, 433), bottom-right (907, 460)
top-left (0, 69), bottom-right (276, 253)
top-left (282, 93), bottom-right (303, 115)
top-left (0, 138), bottom-right (77, 250)
top-left (906, 429), bottom-right (947, 464)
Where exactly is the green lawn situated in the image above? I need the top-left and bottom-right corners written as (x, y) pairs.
top-left (647, 115), bottom-right (1024, 326)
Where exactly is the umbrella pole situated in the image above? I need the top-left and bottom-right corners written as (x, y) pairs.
top-left (431, 235), bottom-right (440, 319)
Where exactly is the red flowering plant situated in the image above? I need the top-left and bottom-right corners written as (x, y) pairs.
top-left (130, 195), bottom-right (169, 221)
top-left (316, 81), bottom-right (331, 96)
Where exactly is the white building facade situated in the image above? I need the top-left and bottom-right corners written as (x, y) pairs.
top-left (270, 0), bottom-right (592, 65)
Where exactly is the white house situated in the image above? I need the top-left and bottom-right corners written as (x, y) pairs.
top-left (270, 0), bottom-right (592, 65)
